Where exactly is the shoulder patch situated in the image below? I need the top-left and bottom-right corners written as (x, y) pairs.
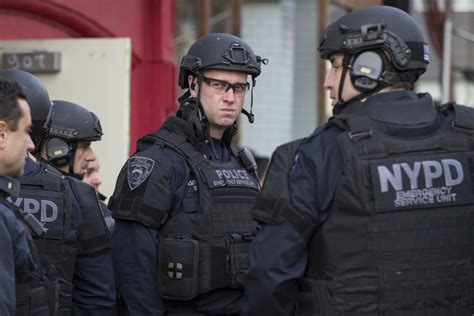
top-left (127, 156), bottom-right (155, 190)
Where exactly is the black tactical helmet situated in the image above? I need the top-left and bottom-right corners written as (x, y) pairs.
top-left (318, 5), bottom-right (429, 74)
top-left (178, 33), bottom-right (262, 89)
top-left (0, 69), bottom-right (52, 149)
top-left (49, 100), bottom-right (103, 142)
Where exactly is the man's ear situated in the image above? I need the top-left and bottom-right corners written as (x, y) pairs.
top-left (188, 75), bottom-right (198, 98)
top-left (0, 121), bottom-right (8, 149)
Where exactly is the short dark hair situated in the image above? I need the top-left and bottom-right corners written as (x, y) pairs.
top-left (0, 79), bottom-right (26, 131)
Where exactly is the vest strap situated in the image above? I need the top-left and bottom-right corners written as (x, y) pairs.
top-left (20, 175), bottom-right (62, 191)
top-left (453, 103), bottom-right (474, 131)
top-left (156, 129), bottom-right (207, 166)
top-left (346, 115), bottom-right (373, 141)
top-left (35, 239), bottom-right (68, 254)
top-left (253, 197), bottom-right (314, 240)
top-left (115, 195), bottom-right (170, 229)
top-left (71, 179), bottom-right (112, 255)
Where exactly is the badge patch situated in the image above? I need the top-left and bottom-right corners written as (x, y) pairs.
top-left (127, 156), bottom-right (155, 190)
top-left (202, 168), bottom-right (258, 189)
top-left (371, 153), bottom-right (474, 212)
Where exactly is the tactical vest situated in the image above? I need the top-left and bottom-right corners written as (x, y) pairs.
top-left (98, 192), bottom-right (115, 233)
top-left (67, 177), bottom-right (112, 256)
top-left (149, 128), bottom-right (259, 301)
top-left (9, 198), bottom-right (60, 316)
top-left (0, 175), bottom-right (58, 316)
top-left (298, 103), bottom-right (474, 315)
top-left (16, 166), bottom-right (77, 315)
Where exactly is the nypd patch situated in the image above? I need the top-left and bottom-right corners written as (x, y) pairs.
top-left (371, 153), bottom-right (474, 212)
top-left (127, 156), bottom-right (155, 190)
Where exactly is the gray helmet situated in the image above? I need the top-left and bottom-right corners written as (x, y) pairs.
top-left (318, 5), bottom-right (429, 74)
top-left (49, 100), bottom-right (102, 142)
top-left (0, 69), bottom-right (52, 150)
top-left (178, 33), bottom-right (262, 89)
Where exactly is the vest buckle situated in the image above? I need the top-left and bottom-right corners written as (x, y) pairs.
top-left (348, 129), bottom-right (373, 140)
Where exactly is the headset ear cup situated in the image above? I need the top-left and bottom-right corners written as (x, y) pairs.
top-left (186, 104), bottom-right (207, 145)
top-left (352, 77), bottom-right (376, 92)
top-left (350, 51), bottom-right (384, 92)
top-left (46, 138), bottom-right (71, 166)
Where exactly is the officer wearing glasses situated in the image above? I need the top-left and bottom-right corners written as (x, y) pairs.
top-left (109, 33), bottom-right (266, 315)
top-left (200, 75), bottom-right (250, 95)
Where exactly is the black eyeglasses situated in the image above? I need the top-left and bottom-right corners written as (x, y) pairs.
top-left (200, 75), bottom-right (250, 95)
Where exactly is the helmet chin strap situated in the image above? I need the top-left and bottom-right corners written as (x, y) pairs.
top-left (67, 149), bottom-right (84, 180)
top-left (241, 77), bottom-right (256, 123)
top-left (194, 76), bottom-right (220, 160)
top-left (50, 143), bottom-right (84, 180)
top-left (332, 61), bottom-right (348, 115)
top-left (332, 55), bottom-right (352, 115)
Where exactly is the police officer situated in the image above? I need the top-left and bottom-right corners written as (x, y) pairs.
top-left (0, 70), bottom-right (115, 315)
top-left (42, 100), bottom-right (102, 180)
top-left (242, 5), bottom-right (472, 315)
top-left (0, 78), bottom-right (56, 315)
top-left (109, 33), bottom-right (265, 315)
top-left (33, 99), bottom-right (115, 315)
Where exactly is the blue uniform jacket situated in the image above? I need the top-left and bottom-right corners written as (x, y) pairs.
top-left (0, 200), bottom-right (32, 315)
top-left (112, 138), bottom-right (243, 315)
top-left (24, 157), bottom-right (116, 314)
top-left (243, 91), bottom-right (420, 315)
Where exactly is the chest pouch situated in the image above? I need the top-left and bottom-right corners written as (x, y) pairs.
top-left (158, 237), bottom-right (200, 300)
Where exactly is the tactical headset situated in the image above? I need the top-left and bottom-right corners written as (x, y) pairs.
top-left (45, 137), bottom-right (76, 166)
top-left (349, 51), bottom-right (384, 92)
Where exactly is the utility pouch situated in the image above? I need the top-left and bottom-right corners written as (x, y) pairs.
top-left (57, 281), bottom-right (73, 315)
top-left (158, 237), bottom-right (200, 300)
top-left (16, 283), bottom-right (51, 316)
top-left (227, 234), bottom-right (252, 288)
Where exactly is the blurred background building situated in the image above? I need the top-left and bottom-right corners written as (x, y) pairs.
top-left (0, 0), bottom-right (472, 197)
